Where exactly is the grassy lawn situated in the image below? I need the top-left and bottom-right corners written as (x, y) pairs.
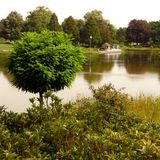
top-left (1, 43), bottom-right (160, 54)
top-left (0, 44), bottom-right (13, 52)
top-left (121, 45), bottom-right (160, 52)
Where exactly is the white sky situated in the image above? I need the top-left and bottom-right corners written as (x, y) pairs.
top-left (0, 0), bottom-right (160, 28)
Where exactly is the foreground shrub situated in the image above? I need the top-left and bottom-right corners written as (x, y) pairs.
top-left (0, 84), bottom-right (160, 159)
top-left (7, 30), bottom-right (85, 106)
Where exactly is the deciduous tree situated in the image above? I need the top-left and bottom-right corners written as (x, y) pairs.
top-left (82, 10), bottom-right (116, 46)
top-left (149, 21), bottom-right (160, 46)
top-left (62, 16), bottom-right (80, 45)
top-left (126, 19), bottom-right (150, 45)
top-left (48, 13), bottom-right (62, 31)
top-left (24, 6), bottom-right (52, 32)
top-left (81, 17), bottom-right (101, 47)
top-left (0, 11), bottom-right (23, 40)
top-left (116, 27), bottom-right (126, 44)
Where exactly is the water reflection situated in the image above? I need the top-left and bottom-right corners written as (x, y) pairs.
top-left (1, 51), bottom-right (160, 112)
top-left (123, 52), bottom-right (160, 75)
top-left (83, 54), bottom-right (115, 84)
top-left (0, 52), bottom-right (13, 82)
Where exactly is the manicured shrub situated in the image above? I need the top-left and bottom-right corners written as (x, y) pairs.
top-left (7, 30), bottom-right (85, 105)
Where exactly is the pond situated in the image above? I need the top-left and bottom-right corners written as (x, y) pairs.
top-left (1, 51), bottom-right (160, 112)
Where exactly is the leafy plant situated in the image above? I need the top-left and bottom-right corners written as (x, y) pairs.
top-left (1, 85), bottom-right (160, 159)
top-left (7, 30), bottom-right (85, 105)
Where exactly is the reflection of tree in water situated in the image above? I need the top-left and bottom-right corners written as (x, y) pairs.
top-left (83, 54), bottom-right (114, 72)
top-left (83, 61), bottom-right (113, 73)
top-left (0, 52), bottom-right (13, 82)
top-left (125, 63), bottom-right (152, 74)
top-left (123, 52), bottom-right (160, 74)
top-left (83, 73), bottom-right (102, 84)
top-left (151, 54), bottom-right (160, 81)
top-left (83, 54), bottom-right (114, 84)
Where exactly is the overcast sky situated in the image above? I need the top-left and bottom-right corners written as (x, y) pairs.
top-left (1, 0), bottom-right (160, 28)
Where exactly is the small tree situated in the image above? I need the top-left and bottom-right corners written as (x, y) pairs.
top-left (8, 30), bottom-right (85, 106)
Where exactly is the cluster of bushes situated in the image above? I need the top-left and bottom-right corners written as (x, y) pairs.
top-left (1, 84), bottom-right (160, 159)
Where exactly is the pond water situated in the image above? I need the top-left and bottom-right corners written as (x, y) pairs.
top-left (1, 51), bottom-right (160, 112)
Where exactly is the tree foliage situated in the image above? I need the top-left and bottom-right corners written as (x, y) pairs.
top-left (81, 10), bottom-right (116, 47)
top-left (106, 22), bottom-right (116, 44)
top-left (0, 8), bottom-right (117, 46)
top-left (48, 13), bottom-right (62, 31)
top-left (62, 16), bottom-right (80, 45)
top-left (25, 6), bottom-right (52, 32)
top-left (126, 19), bottom-right (150, 44)
top-left (149, 21), bottom-right (160, 46)
top-left (84, 10), bottom-right (104, 21)
top-left (81, 17), bottom-right (101, 47)
top-left (2, 8), bottom-right (160, 47)
top-left (116, 27), bottom-right (126, 44)
top-left (0, 11), bottom-right (23, 40)
top-left (7, 30), bottom-right (85, 100)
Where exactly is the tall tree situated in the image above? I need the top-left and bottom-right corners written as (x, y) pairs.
top-left (81, 17), bottom-right (101, 47)
top-left (126, 19), bottom-right (150, 45)
top-left (24, 6), bottom-right (52, 32)
top-left (106, 22), bottom-right (116, 44)
top-left (7, 31), bottom-right (85, 106)
top-left (77, 19), bottom-right (85, 45)
top-left (116, 27), bottom-right (126, 44)
top-left (48, 13), bottom-right (62, 31)
top-left (0, 19), bottom-right (6, 38)
top-left (82, 10), bottom-right (115, 46)
top-left (84, 10), bottom-right (105, 45)
top-left (0, 11), bottom-right (23, 40)
top-left (84, 10), bottom-right (104, 21)
top-left (62, 16), bottom-right (79, 45)
top-left (149, 21), bottom-right (160, 46)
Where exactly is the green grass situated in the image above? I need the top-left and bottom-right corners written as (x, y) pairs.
top-left (121, 45), bottom-right (160, 52)
top-left (84, 47), bottom-right (98, 54)
top-left (84, 46), bottom-right (160, 55)
top-left (0, 44), bottom-right (13, 52)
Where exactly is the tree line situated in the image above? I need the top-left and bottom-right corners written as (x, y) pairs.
top-left (117, 19), bottom-right (160, 47)
top-left (0, 6), bottom-right (160, 47)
